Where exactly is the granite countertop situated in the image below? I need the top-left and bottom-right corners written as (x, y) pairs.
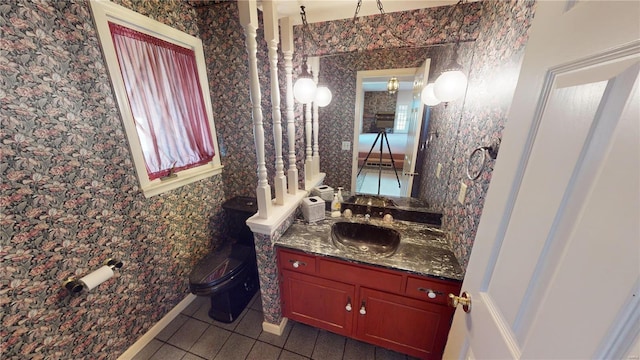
top-left (274, 214), bottom-right (464, 282)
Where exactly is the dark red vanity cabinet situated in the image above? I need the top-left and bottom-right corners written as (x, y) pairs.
top-left (280, 270), bottom-right (355, 336)
top-left (277, 247), bottom-right (461, 359)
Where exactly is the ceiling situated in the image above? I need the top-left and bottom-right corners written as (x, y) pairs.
top-left (270, 0), bottom-right (459, 24)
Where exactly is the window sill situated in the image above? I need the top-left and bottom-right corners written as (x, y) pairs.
top-left (141, 163), bottom-right (224, 198)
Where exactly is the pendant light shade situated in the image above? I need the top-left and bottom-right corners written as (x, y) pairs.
top-left (387, 77), bottom-right (399, 94)
top-left (433, 61), bottom-right (467, 103)
top-left (293, 67), bottom-right (317, 104)
top-left (315, 85), bottom-right (332, 107)
top-left (421, 83), bottom-right (441, 106)
top-left (294, 6), bottom-right (319, 104)
top-left (293, 77), bottom-right (317, 104)
top-left (431, 0), bottom-right (470, 104)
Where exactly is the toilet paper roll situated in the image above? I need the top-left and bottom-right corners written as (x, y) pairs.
top-left (79, 265), bottom-right (114, 291)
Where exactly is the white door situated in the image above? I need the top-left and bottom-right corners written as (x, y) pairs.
top-left (444, 1), bottom-right (640, 359)
top-left (400, 59), bottom-right (430, 197)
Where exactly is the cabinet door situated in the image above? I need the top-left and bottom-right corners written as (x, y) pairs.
top-left (281, 269), bottom-right (355, 336)
top-left (356, 287), bottom-right (454, 360)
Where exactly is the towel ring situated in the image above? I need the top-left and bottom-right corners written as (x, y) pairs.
top-left (466, 139), bottom-right (501, 181)
top-left (466, 147), bottom-right (488, 180)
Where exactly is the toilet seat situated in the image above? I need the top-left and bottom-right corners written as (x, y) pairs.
top-left (189, 242), bottom-right (254, 295)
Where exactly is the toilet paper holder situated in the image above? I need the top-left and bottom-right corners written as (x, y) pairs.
top-left (63, 258), bottom-right (123, 294)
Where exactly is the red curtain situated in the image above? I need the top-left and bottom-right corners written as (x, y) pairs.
top-left (109, 22), bottom-right (215, 180)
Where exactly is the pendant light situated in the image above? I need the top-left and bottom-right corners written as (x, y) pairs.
top-left (433, 45), bottom-right (467, 102)
top-left (433, 0), bottom-right (468, 103)
top-left (293, 59), bottom-right (316, 104)
top-left (421, 83), bottom-right (441, 106)
top-left (293, 6), bottom-right (317, 104)
top-left (315, 85), bottom-right (332, 107)
top-left (387, 77), bottom-right (399, 95)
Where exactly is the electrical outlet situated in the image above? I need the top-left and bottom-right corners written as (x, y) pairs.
top-left (458, 181), bottom-right (467, 204)
top-left (436, 163), bottom-right (442, 179)
top-left (341, 141), bottom-right (351, 150)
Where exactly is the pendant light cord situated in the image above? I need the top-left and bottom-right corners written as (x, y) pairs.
top-left (452, 0), bottom-right (466, 55)
top-left (299, 6), bottom-right (312, 75)
top-left (352, 0), bottom-right (385, 18)
top-left (455, 0), bottom-right (470, 68)
top-left (352, 0), bottom-right (413, 47)
top-left (300, 6), bottom-right (307, 61)
top-left (353, 0), bottom-right (362, 21)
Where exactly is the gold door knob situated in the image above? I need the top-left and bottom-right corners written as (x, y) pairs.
top-left (449, 291), bottom-right (472, 313)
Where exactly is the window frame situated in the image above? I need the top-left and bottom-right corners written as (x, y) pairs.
top-left (90, 0), bottom-right (223, 197)
top-left (394, 104), bottom-right (409, 133)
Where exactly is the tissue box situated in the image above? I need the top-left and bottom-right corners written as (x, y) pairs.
top-left (301, 196), bottom-right (325, 223)
top-left (311, 185), bottom-right (334, 202)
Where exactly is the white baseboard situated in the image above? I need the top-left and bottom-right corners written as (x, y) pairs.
top-left (262, 317), bottom-right (288, 336)
top-left (118, 294), bottom-right (198, 360)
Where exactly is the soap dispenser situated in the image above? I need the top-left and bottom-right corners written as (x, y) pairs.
top-left (337, 187), bottom-right (344, 203)
top-left (330, 192), bottom-right (341, 218)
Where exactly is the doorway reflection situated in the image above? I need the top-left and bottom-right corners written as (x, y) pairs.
top-left (355, 74), bottom-right (414, 198)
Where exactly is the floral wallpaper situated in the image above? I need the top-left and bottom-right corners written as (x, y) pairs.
top-left (297, 2), bottom-right (482, 56)
top-left (435, 0), bottom-right (537, 269)
top-left (252, 208), bottom-right (299, 325)
top-left (418, 43), bottom-right (476, 212)
top-left (197, 2), bottom-right (307, 196)
top-left (195, 1), bottom-right (257, 198)
top-left (1, 1), bottom-right (227, 358)
top-left (362, 91), bottom-right (397, 133)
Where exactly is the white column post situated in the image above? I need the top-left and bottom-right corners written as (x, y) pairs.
top-left (263, 0), bottom-right (286, 205)
top-left (280, 17), bottom-right (299, 195)
top-left (238, 0), bottom-right (272, 219)
top-left (303, 59), bottom-right (313, 182)
top-left (310, 56), bottom-right (320, 178)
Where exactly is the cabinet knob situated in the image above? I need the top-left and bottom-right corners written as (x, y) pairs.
top-left (345, 297), bottom-right (352, 312)
top-left (289, 259), bottom-right (306, 268)
top-left (417, 287), bottom-right (442, 299)
top-left (359, 301), bottom-right (366, 315)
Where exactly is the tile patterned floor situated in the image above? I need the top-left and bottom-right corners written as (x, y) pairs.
top-left (132, 293), bottom-right (420, 360)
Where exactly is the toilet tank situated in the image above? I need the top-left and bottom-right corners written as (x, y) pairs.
top-left (222, 196), bottom-right (258, 245)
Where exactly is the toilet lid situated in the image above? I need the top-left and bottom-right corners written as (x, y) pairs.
top-left (189, 243), bottom-right (253, 288)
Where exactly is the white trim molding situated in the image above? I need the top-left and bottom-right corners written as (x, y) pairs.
top-left (262, 317), bottom-right (289, 336)
top-left (117, 294), bottom-right (197, 359)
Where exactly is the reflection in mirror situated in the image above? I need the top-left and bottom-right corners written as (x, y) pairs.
top-left (354, 68), bottom-right (418, 198)
top-left (318, 43), bottom-right (473, 209)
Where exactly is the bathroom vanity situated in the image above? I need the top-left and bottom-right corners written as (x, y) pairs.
top-left (275, 215), bottom-right (463, 359)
